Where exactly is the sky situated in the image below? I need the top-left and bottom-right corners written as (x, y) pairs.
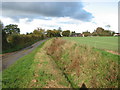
top-left (0, 0), bottom-right (119, 34)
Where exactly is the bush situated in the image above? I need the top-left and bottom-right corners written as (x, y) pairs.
top-left (3, 34), bottom-right (45, 53)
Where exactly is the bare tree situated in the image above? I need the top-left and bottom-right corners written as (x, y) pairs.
top-left (105, 25), bottom-right (111, 30)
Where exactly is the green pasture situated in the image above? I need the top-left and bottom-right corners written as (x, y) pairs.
top-left (63, 37), bottom-right (118, 52)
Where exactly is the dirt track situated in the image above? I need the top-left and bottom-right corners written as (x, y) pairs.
top-left (2, 39), bottom-right (49, 71)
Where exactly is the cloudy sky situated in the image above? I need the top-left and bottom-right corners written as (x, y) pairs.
top-left (0, 0), bottom-right (119, 34)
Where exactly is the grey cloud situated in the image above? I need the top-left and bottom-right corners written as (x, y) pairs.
top-left (2, 2), bottom-right (93, 22)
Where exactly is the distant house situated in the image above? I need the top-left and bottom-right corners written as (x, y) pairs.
top-left (70, 33), bottom-right (83, 37)
top-left (113, 33), bottom-right (120, 36)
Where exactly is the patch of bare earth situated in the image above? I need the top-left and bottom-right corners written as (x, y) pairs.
top-left (106, 50), bottom-right (120, 55)
top-left (44, 80), bottom-right (68, 88)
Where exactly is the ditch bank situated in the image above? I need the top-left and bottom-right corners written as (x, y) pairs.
top-left (45, 38), bottom-right (118, 88)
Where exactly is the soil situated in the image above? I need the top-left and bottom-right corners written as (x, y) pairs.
top-left (106, 50), bottom-right (120, 56)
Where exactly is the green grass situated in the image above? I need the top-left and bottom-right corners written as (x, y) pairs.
top-left (2, 38), bottom-right (119, 88)
top-left (2, 39), bottom-right (70, 88)
top-left (63, 37), bottom-right (118, 52)
top-left (2, 40), bottom-right (46, 88)
top-left (0, 72), bottom-right (2, 89)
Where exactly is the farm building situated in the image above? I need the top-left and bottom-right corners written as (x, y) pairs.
top-left (70, 33), bottom-right (84, 37)
top-left (113, 33), bottom-right (120, 36)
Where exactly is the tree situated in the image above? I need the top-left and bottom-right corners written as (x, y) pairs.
top-left (0, 20), bottom-right (3, 31)
top-left (46, 30), bottom-right (54, 37)
top-left (1, 21), bottom-right (10, 51)
top-left (58, 27), bottom-right (62, 32)
top-left (53, 29), bottom-right (61, 37)
top-left (82, 31), bottom-right (91, 37)
top-left (26, 32), bottom-right (29, 35)
top-left (33, 28), bottom-right (45, 39)
top-left (102, 30), bottom-right (113, 36)
top-left (92, 27), bottom-right (114, 36)
top-left (3, 24), bottom-right (20, 35)
top-left (46, 29), bottom-right (61, 37)
top-left (96, 27), bottom-right (104, 33)
top-left (62, 30), bottom-right (70, 37)
top-left (105, 25), bottom-right (111, 30)
top-left (72, 31), bottom-right (75, 34)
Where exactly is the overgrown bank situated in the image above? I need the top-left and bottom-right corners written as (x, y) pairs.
top-left (2, 38), bottom-right (119, 88)
top-left (45, 38), bottom-right (119, 88)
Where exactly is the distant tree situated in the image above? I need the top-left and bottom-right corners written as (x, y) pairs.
top-left (26, 32), bottom-right (29, 35)
top-left (30, 32), bottom-right (33, 34)
top-left (105, 25), bottom-right (111, 30)
top-left (92, 32), bottom-right (98, 36)
top-left (96, 27), bottom-right (104, 33)
top-left (71, 31), bottom-right (75, 34)
top-left (46, 29), bottom-right (61, 37)
top-left (111, 31), bottom-right (115, 36)
top-left (62, 30), bottom-right (70, 37)
top-left (1, 21), bottom-right (10, 51)
top-left (33, 28), bottom-right (45, 39)
top-left (102, 30), bottom-right (113, 36)
top-left (3, 24), bottom-right (20, 35)
top-left (46, 30), bottom-right (54, 37)
top-left (53, 29), bottom-right (61, 37)
top-left (0, 20), bottom-right (3, 30)
top-left (92, 27), bottom-right (114, 36)
top-left (82, 31), bottom-right (91, 37)
top-left (70, 31), bottom-right (76, 37)
top-left (58, 27), bottom-right (62, 32)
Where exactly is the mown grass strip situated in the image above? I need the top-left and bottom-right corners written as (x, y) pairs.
top-left (2, 40), bottom-right (47, 88)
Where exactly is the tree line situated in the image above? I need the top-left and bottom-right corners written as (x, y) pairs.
top-left (0, 21), bottom-right (70, 53)
top-left (0, 20), bottom-right (116, 53)
top-left (82, 27), bottom-right (115, 37)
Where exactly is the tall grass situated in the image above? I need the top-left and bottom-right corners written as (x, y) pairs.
top-left (45, 38), bottom-right (119, 88)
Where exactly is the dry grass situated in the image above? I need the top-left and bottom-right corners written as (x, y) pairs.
top-left (28, 39), bottom-right (70, 88)
top-left (45, 38), bottom-right (118, 88)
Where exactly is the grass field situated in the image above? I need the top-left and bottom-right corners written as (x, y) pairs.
top-left (2, 38), bottom-right (119, 88)
top-left (63, 37), bottom-right (118, 52)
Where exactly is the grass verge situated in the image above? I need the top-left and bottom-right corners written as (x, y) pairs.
top-left (2, 40), bottom-right (46, 88)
